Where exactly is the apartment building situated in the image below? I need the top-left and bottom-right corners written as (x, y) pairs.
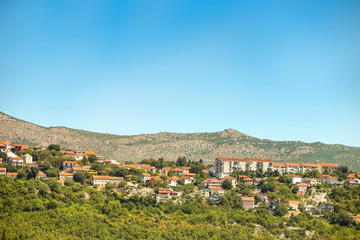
top-left (215, 158), bottom-right (272, 177)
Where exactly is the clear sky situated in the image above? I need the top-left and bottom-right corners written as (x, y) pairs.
top-left (0, 0), bottom-right (359, 146)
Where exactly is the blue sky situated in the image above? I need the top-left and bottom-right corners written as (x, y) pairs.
top-left (1, 0), bottom-right (359, 146)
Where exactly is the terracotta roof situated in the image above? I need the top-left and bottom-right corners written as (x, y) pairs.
top-left (93, 175), bottom-right (124, 180)
top-left (0, 168), bottom-right (6, 171)
top-left (169, 176), bottom-right (179, 180)
top-left (272, 163), bottom-right (286, 167)
top-left (0, 145), bottom-right (7, 147)
top-left (319, 163), bottom-right (337, 167)
top-left (301, 163), bottom-right (318, 167)
top-left (141, 173), bottom-right (151, 176)
top-left (244, 177), bottom-right (253, 181)
top-left (63, 161), bottom-right (77, 164)
top-left (211, 188), bottom-right (224, 191)
top-left (59, 172), bottom-right (73, 176)
top-left (286, 163), bottom-right (301, 167)
top-left (34, 145), bottom-right (42, 149)
top-left (7, 172), bottom-right (18, 176)
top-left (238, 175), bottom-right (248, 178)
top-left (221, 176), bottom-right (235, 179)
top-left (288, 201), bottom-right (300, 205)
top-left (241, 197), bottom-right (255, 201)
top-left (83, 151), bottom-right (96, 155)
top-left (0, 141), bottom-right (11, 144)
top-left (202, 178), bottom-right (221, 183)
top-left (151, 176), bottom-right (163, 181)
top-left (182, 167), bottom-right (191, 170)
top-left (37, 171), bottom-right (46, 176)
top-left (125, 175), bottom-right (132, 178)
top-left (171, 168), bottom-right (183, 172)
top-left (162, 167), bottom-right (172, 170)
top-left (217, 158), bottom-right (271, 163)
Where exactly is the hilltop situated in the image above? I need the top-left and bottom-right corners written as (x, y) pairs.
top-left (0, 112), bottom-right (359, 170)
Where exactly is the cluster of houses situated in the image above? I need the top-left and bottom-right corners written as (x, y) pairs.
top-left (1, 140), bottom-right (360, 212)
top-left (215, 158), bottom-right (338, 177)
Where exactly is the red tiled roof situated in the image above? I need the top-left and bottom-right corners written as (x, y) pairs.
top-left (151, 176), bottom-right (163, 181)
top-left (238, 175), bottom-right (248, 178)
top-left (272, 163), bottom-right (286, 167)
top-left (217, 158), bottom-right (271, 163)
top-left (287, 174), bottom-right (301, 178)
top-left (202, 178), bottom-right (221, 183)
top-left (288, 201), bottom-right (300, 205)
top-left (221, 176), bottom-right (235, 179)
top-left (171, 168), bottom-right (183, 172)
top-left (182, 167), bottom-right (191, 170)
top-left (37, 171), bottom-right (46, 176)
top-left (7, 172), bottom-right (18, 176)
top-left (0, 168), bottom-right (6, 171)
top-left (93, 175), bottom-right (124, 180)
top-left (169, 176), bottom-right (179, 180)
top-left (211, 188), bottom-right (224, 191)
top-left (301, 163), bottom-right (318, 167)
top-left (162, 167), bottom-right (172, 170)
top-left (241, 197), bottom-right (255, 201)
top-left (286, 163), bottom-right (301, 167)
top-left (0, 141), bottom-right (11, 144)
top-left (141, 173), bottom-right (151, 176)
top-left (59, 172), bottom-right (73, 176)
top-left (83, 151), bottom-right (96, 155)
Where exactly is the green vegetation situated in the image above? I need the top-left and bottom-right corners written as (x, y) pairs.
top-left (0, 176), bottom-right (359, 239)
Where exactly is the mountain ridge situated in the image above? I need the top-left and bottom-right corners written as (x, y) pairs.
top-left (1, 112), bottom-right (360, 170)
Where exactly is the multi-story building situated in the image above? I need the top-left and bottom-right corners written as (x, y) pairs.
top-left (92, 175), bottom-right (124, 186)
top-left (215, 158), bottom-right (272, 177)
top-left (272, 163), bottom-right (287, 173)
top-left (300, 163), bottom-right (318, 173)
top-left (285, 163), bottom-right (302, 173)
top-left (318, 163), bottom-right (337, 173)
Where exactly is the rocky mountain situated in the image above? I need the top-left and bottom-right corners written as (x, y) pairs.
top-left (1, 112), bottom-right (360, 170)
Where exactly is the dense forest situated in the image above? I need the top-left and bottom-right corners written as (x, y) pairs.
top-left (1, 176), bottom-right (359, 240)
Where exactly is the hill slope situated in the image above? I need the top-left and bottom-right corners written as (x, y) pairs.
top-left (1, 112), bottom-right (360, 170)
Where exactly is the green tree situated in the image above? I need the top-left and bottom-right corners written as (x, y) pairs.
top-left (73, 170), bottom-right (90, 184)
top-left (222, 179), bottom-right (232, 190)
top-left (47, 144), bottom-right (60, 152)
top-left (274, 204), bottom-right (289, 217)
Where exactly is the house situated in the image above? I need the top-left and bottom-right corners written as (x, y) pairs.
top-left (210, 188), bottom-right (225, 196)
top-left (182, 167), bottom-right (191, 174)
top-left (319, 203), bottom-right (334, 213)
top-left (241, 196), bottom-right (255, 210)
top-left (73, 165), bottom-right (91, 173)
top-left (96, 155), bottom-right (103, 161)
top-left (287, 174), bottom-right (302, 184)
top-left (221, 176), bottom-right (237, 188)
top-left (344, 179), bottom-right (360, 187)
top-left (168, 176), bottom-right (179, 187)
top-left (92, 175), bottom-right (124, 186)
top-left (243, 177), bottom-right (254, 185)
top-left (305, 204), bottom-right (317, 213)
top-left (156, 188), bottom-right (182, 202)
top-left (253, 178), bottom-right (263, 186)
top-left (322, 175), bottom-right (339, 185)
top-left (141, 173), bottom-right (152, 182)
top-left (23, 153), bottom-right (33, 164)
top-left (170, 168), bottom-right (183, 175)
top-left (304, 178), bottom-right (322, 185)
top-left (36, 171), bottom-right (47, 180)
top-left (301, 163), bottom-right (319, 173)
top-left (0, 141), bottom-right (11, 151)
top-left (296, 182), bottom-right (310, 192)
top-left (182, 175), bottom-right (195, 185)
top-left (199, 189), bottom-right (209, 198)
top-left (59, 172), bottom-right (73, 181)
top-left (201, 178), bottom-right (222, 188)
top-left (33, 145), bottom-right (43, 151)
top-left (318, 163), bottom-right (337, 173)
top-left (272, 163), bottom-right (287, 173)
top-left (88, 170), bottom-right (98, 176)
top-left (7, 156), bottom-right (24, 166)
top-left (150, 176), bottom-right (164, 187)
top-left (215, 158), bottom-right (272, 177)
top-left (136, 165), bottom-right (156, 173)
top-left (13, 144), bottom-right (29, 152)
top-left (6, 172), bottom-right (18, 178)
top-left (287, 201), bottom-right (300, 210)
top-left (0, 168), bottom-right (6, 175)
top-left (83, 151), bottom-right (96, 156)
top-left (160, 167), bottom-right (172, 175)
top-left (62, 161), bottom-right (77, 171)
top-left (285, 163), bottom-right (302, 173)
top-left (256, 193), bottom-right (268, 203)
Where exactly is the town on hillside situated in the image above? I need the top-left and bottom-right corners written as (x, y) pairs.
top-left (0, 140), bottom-right (359, 220)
